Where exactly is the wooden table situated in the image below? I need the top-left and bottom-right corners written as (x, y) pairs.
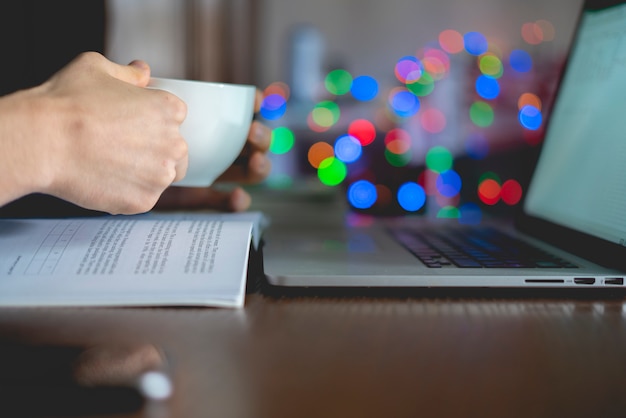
top-left (1, 287), bottom-right (625, 418)
top-left (2, 189), bottom-right (625, 417)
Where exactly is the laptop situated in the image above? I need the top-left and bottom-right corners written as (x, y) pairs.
top-left (261, 0), bottom-right (626, 288)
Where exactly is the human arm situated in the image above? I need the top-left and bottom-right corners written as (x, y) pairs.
top-left (0, 52), bottom-right (188, 215)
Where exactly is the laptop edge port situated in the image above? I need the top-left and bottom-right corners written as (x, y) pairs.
top-left (605, 277), bottom-right (624, 285)
top-left (574, 277), bottom-right (595, 285)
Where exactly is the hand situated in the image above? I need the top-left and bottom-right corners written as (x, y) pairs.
top-left (0, 52), bottom-right (188, 215)
top-left (156, 90), bottom-right (272, 212)
top-left (0, 340), bottom-right (170, 416)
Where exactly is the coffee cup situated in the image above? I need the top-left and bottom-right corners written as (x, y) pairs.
top-left (148, 77), bottom-right (256, 187)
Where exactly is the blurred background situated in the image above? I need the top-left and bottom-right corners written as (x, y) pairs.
top-left (106, 0), bottom-right (583, 222)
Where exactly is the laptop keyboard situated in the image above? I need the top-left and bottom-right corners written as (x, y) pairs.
top-left (390, 226), bottom-right (579, 269)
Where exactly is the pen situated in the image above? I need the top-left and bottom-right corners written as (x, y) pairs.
top-left (0, 369), bottom-right (172, 417)
top-left (0, 341), bottom-right (173, 416)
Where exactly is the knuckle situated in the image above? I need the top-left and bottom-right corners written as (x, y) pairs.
top-left (173, 97), bottom-right (187, 122)
top-left (156, 91), bottom-right (187, 123)
top-left (173, 136), bottom-right (188, 160)
top-left (75, 51), bottom-right (103, 67)
top-left (124, 195), bottom-right (159, 215)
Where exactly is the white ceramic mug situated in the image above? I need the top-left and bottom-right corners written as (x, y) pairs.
top-left (148, 77), bottom-right (256, 187)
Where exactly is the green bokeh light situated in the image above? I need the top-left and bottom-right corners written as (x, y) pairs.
top-left (406, 72), bottom-right (435, 97)
top-left (478, 171), bottom-right (501, 184)
top-left (425, 146), bottom-right (453, 173)
top-left (325, 69), bottom-right (353, 95)
top-left (437, 206), bottom-right (460, 218)
top-left (312, 101), bottom-right (340, 128)
top-left (469, 101), bottom-right (494, 127)
top-left (318, 157), bottom-right (347, 186)
top-left (270, 127), bottom-right (295, 154)
top-left (479, 55), bottom-right (503, 78)
top-left (384, 148), bottom-right (411, 167)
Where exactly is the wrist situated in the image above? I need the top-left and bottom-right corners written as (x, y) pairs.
top-left (0, 86), bottom-right (62, 205)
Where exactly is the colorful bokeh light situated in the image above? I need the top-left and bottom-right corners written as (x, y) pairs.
top-left (395, 56), bottom-right (423, 84)
top-left (475, 75), bottom-right (500, 100)
top-left (351, 75), bottom-right (379, 101)
top-left (436, 170), bottom-right (462, 197)
top-left (438, 29), bottom-right (465, 54)
top-left (260, 94), bottom-right (287, 120)
top-left (385, 148), bottom-right (411, 167)
top-left (325, 69), bottom-right (353, 95)
top-left (270, 127), bottom-right (295, 154)
top-left (425, 146), bottom-right (453, 173)
top-left (464, 31), bottom-right (488, 56)
top-left (397, 182), bottom-right (426, 212)
top-left (459, 203), bottom-right (483, 225)
top-left (437, 206), bottom-right (460, 219)
top-left (479, 171), bottom-right (501, 185)
top-left (264, 82), bottom-right (290, 100)
top-left (311, 101), bottom-right (340, 129)
top-left (521, 22), bottom-right (543, 45)
top-left (261, 18), bottom-right (549, 218)
top-left (318, 157), bottom-right (347, 186)
top-left (479, 54), bottom-right (503, 78)
top-left (334, 135), bottom-right (362, 163)
top-left (464, 133), bottom-right (490, 160)
top-left (388, 88), bottom-right (420, 118)
top-left (501, 179), bottom-right (523, 205)
top-left (384, 128), bottom-right (411, 154)
top-left (509, 49), bottom-right (533, 73)
top-left (536, 19), bottom-right (556, 42)
top-left (478, 178), bottom-right (501, 205)
top-left (518, 105), bottom-right (542, 130)
top-left (469, 101), bottom-right (494, 127)
top-left (420, 108), bottom-right (447, 133)
top-left (422, 48), bottom-right (449, 80)
top-left (348, 119), bottom-right (377, 146)
top-left (308, 141), bottom-right (334, 168)
top-left (406, 72), bottom-right (435, 96)
top-left (348, 180), bottom-right (378, 209)
top-left (518, 92), bottom-right (542, 110)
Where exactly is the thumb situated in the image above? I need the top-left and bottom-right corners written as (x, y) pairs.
top-left (109, 59), bottom-right (151, 87)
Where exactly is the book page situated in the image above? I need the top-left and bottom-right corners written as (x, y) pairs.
top-left (0, 216), bottom-right (253, 308)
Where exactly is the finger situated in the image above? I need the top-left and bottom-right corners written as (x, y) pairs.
top-left (156, 186), bottom-right (251, 212)
top-left (218, 151), bottom-right (271, 184)
top-left (72, 343), bottom-right (166, 387)
top-left (254, 89), bottom-right (263, 113)
top-left (107, 58), bottom-right (151, 87)
top-left (246, 120), bottom-right (272, 153)
top-left (173, 148), bottom-right (189, 184)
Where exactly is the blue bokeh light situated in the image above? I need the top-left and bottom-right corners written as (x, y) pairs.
top-left (436, 170), bottom-right (462, 198)
top-left (348, 180), bottom-right (378, 209)
top-left (463, 31), bottom-right (488, 56)
top-left (397, 182), bottom-right (426, 212)
top-left (390, 90), bottom-right (421, 118)
top-left (464, 133), bottom-right (490, 160)
top-left (519, 105), bottom-right (542, 130)
top-left (260, 94), bottom-right (287, 120)
top-left (459, 202), bottom-right (482, 225)
top-left (509, 49), bottom-right (533, 73)
top-left (334, 135), bottom-right (363, 163)
top-left (475, 75), bottom-right (500, 100)
top-left (351, 75), bottom-right (379, 101)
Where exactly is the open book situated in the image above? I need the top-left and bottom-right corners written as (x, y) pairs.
top-left (0, 211), bottom-right (267, 308)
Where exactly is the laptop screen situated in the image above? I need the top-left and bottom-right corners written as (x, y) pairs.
top-left (523, 0), bottom-right (626, 248)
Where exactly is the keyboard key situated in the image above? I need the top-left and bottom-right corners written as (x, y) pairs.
top-left (390, 226), bottom-right (579, 269)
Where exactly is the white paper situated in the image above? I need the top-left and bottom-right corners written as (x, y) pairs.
top-left (0, 215), bottom-right (254, 308)
top-left (143, 210), bottom-right (269, 249)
